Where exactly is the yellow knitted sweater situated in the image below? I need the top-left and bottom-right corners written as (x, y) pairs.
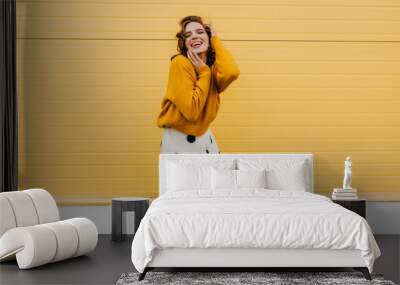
top-left (156, 35), bottom-right (240, 136)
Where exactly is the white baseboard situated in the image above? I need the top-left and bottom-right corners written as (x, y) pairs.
top-left (59, 202), bottom-right (400, 235)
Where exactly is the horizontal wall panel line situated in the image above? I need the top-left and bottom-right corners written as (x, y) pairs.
top-left (25, 99), bottom-right (399, 102)
top-left (22, 175), bottom-right (400, 178)
top-left (20, 163), bottom-right (400, 167)
top-left (24, 178), bottom-right (156, 181)
top-left (19, 85), bottom-right (398, 89)
top-left (15, 37), bottom-right (400, 43)
top-left (224, 99), bottom-right (400, 102)
top-left (18, 138), bottom-right (400, 142)
top-left (21, 176), bottom-right (400, 181)
top-left (35, 126), bottom-right (400, 129)
top-left (19, 161), bottom-right (400, 166)
top-left (16, 16), bottom-right (400, 22)
top-left (19, 152), bottom-right (400, 156)
top-left (24, 122), bottom-right (400, 126)
top-left (18, 103), bottom-right (400, 107)
top-left (15, 60), bottom-right (400, 63)
top-left (21, 164), bottom-right (157, 166)
top-left (314, 173), bottom-right (400, 175)
top-left (18, 149), bottom-right (400, 153)
top-left (37, 124), bottom-right (400, 127)
top-left (217, 139), bottom-right (400, 141)
top-left (14, 1), bottom-right (400, 6)
top-left (22, 112), bottom-right (400, 114)
top-left (22, 100), bottom-right (399, 104)
top-left (17, 72), bottom-right (400, 75)
top-left (233, 87), bottom-right (398, 89)
top-left (15, 1), bottom-right (400, 8)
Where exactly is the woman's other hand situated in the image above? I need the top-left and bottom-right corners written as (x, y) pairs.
top-left (187, 48), bottom-right (207, 73)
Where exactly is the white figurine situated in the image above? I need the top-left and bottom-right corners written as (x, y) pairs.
top-left (342, 156), bottom-right (352, 190)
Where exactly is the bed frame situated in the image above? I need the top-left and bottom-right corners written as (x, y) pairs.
top-left (139, 153), bottom-right (371, 280)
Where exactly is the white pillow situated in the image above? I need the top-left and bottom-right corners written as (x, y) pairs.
top-left (211, 168), bottom-right (236, 190)
top-left (166, 158), bottom-right (236, 192)
top-left (236, 169), bottom-right (267, 189)
top-left (211, 168), bottom-right (268, 190)
top-left (168, 161), bottom-right (211, 191)
top-left (237, 159), bottom-right (308, 191)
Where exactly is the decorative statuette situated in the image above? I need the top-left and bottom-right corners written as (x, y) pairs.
top-left (342, 156), bottom-right (352, 190)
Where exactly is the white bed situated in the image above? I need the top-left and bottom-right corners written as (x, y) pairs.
top-left (131, 153), bottom-right (380, 280)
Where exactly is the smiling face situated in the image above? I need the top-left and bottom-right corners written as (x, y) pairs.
top-left (184, 21), bottom-right (210, 54)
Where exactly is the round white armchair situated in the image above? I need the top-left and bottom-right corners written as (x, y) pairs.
top-left (0, 189), bottom-right (98, 269)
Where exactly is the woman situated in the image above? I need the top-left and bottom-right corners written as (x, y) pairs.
top-left (157, 15), bottom-right (240, 154)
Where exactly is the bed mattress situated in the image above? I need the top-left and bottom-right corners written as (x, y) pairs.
top-left (131, 189), bottom-right (380, 273)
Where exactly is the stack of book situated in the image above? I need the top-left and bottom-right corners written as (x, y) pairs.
top-left (332, 188), bottom-right (358, 200)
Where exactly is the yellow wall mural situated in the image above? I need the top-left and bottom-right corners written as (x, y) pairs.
top-left (16, 0), bottom-right (399, 204)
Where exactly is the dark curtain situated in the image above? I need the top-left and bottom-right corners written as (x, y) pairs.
top-left (0, 0), bottom-right (17, 192)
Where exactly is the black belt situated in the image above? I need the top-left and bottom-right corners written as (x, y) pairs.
top-left (186, 135), bottom-right (196, 143)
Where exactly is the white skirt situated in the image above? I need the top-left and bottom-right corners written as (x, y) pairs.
top-left (160, 128), bottom-right (220, 154)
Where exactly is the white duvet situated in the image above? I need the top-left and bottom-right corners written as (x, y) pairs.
top-left (131, 189), bottom-right (380, 273)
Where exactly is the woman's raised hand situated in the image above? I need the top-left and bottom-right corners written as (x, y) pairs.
top-left (187, 48), bottom-right (207, 73)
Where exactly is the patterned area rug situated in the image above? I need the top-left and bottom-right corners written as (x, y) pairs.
top-left (116, 271), bottom-right (396, 285)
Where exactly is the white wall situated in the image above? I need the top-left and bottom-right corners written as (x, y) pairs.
top-left (60, 206), bottom-right (111, 234)
top-left (366, 202), bottom-right (400, 234)
top-left (60, 202), bottom-right (400, 235)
